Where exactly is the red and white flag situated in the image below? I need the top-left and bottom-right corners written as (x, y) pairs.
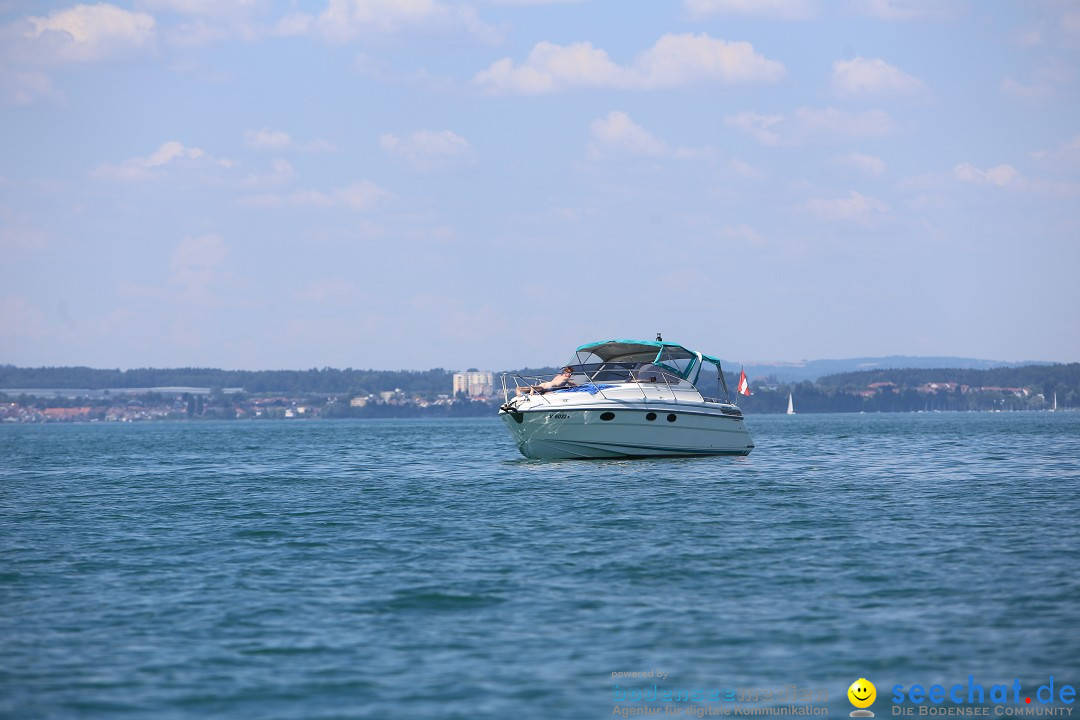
top-left (737, 369), bottom-right (751, 396)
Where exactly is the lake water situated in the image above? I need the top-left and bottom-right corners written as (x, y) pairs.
top-left (2, 413), bottom-right (1078, 719)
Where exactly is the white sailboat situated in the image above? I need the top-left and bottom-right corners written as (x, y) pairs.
top-left (786, 392), bottom-right (796, 415)
top-left (1051, 392), bottom-right (1058, 412)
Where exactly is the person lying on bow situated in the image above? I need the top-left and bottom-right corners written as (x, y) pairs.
top-left (516, 367), bottom-right (577, 395)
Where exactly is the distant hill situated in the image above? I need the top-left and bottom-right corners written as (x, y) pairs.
top-left (738, 356), bottom-right (1052, 383)
top-left (815, 363), bottom-right (1080, 390)
top-left (0, 356), bottom-right (1063, 397)
top-left (0, 365), bottom-right (455, 397)
top-left (735, 362), bottom-right (1079, 413)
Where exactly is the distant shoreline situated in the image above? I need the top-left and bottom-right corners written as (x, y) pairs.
top-left (2, 361), bottom-right (1076, 421)
top-left (2, 408), bottom-right (1076, 427)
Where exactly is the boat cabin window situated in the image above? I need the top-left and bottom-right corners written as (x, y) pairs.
top-left (656, 346), bottom-right (697, 379)
top-left (630, 363), bottom-right (663, 383)
top-left (583, 362), bottom-right (636, 382)
top-left (575, 362), bottom-right (691, 386)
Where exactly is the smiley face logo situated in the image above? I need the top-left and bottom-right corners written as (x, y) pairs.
top-left (848, 678), bottom-right (876, 716)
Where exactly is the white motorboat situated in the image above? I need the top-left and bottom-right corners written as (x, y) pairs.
top-left (498, 338), bottom-right (754, 459)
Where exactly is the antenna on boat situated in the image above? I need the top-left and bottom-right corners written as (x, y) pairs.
top-left (656, 332), bottom-right (663, 342)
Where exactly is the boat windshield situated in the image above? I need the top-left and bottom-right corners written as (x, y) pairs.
top-left (575, 361), bottom-right (687, 386)
top-left (572, 340), bottom-right (733, 401)
top-left (694, 357), bottom-right (729, 402)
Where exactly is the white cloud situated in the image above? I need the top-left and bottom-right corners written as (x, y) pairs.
top-left (474, 33), bottom-right (784, 94)
top-left (684, 0), bottom-right (816, 20)
top-left (172, 233), bottom-right (227, 274)
top-left (832, 152), bottom-right (887, 176)
top-left (93, 140), bottom-right (234, 181)
top-left (1000, 76), bottom-right (1052, 103)
top-left (163, 19), bottom-right (236, 47)
top-left (291, 182), bottom-right (392, 209)
top-left (729, 158), bottom-right (767, 180)
top-left (0, 225), bottom-right (49, 252)
top-left (832, 56), bottom-right (925, 97)
top-left (272, 12), bottom-right (311, 36)
top-left (242, 129), bottom-right (335, 153)
top-left (587, 111), bottom-right (668, 158)
top-left (715, 223), bottom-right (767, 245)
top-left (475, 42), bottom-right (621, 94)
top-left (22, 4), bottom-right (156, 64)
top-left (291, 278), bottom-right (368, 304)
top-left (244, 128), bottom-right (293, 150)
top-left (0, 67), bottom-right (61, 105)
top-left (585, 111), bottom-right (712, 160)
top-left (1015, 26), bottom-right (1043, 48)
top-left (1000, 59), bottom-right (1073, 103)
top-left (304, 138), bottom-right (338, 153)
top-left (484, 0), bottom-right (584, 4)
top-left (379, 129), bottom-right (472, 170)
top-left (794, 107), bottom-right (896, 139)
top-left (169, 233), bottom-right (231, 304)
top-left (953, 163), bottom-right (1019, 187)
top-left (146, 141), bottom-right (202, 165)
top-left (803, 190), bottom-right (889, 221)
top-left (136, 0), bottom-right (262, 17)
top-left (905, 162), bottom-right (1076, 199)
top-left (724, 111), bottom-right (785, 145)
top-left (1029, 135), bottom-right (1080, 167)
top-left (136, 0), bottom-right (268, 45)
top-left (238, 159), bottom-right (294, 188)
top-left (286, 0), bottom-right (499, 44)
top-left (725, 107), bottom-right (895, 145)
top-left (852, 0), bottom-right (960, 21)
top-left (0, 2), bottom-right (156, 101)
top-left (240, 181), bottom-right (391, 210)
top-left (1064, 10), bottom-right (1080, 47)
top-left (637, 34), bottom-right (785, 87)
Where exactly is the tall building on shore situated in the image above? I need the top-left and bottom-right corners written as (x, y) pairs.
top-left (453, 370), bottom-right (494, 398)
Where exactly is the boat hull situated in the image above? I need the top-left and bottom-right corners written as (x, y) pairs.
top-left (499, 404), bottom-right (754, 460)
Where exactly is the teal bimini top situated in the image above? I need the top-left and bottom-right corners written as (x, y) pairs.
top-left (573, 339), bottom-right (732, 399)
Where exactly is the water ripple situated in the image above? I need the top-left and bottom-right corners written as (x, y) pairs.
top-left (2, 413), bottom-right (1078, 719)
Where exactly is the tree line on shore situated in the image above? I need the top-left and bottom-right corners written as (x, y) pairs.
top-left (0, 365), bottom-right (455, 396)
top-left (1, 362), bottom-right (1077, 415)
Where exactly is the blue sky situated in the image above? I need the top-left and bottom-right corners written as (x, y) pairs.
top-left (2, 0), bottom-right (1078, 371)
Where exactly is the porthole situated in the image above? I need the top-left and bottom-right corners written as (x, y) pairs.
top-left (667, 413), bottom-right (677, 422)
top-left (600, 412), bottom-right (615, 421)
top-left (645, 412), bottom-right (657, 421)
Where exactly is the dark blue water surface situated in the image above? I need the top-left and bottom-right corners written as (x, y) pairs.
top-left (2, 413), bottom-right (1079, 719)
